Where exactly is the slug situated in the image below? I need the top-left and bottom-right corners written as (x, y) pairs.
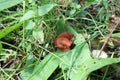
top-left (55, 32), bottom-right (75, 51)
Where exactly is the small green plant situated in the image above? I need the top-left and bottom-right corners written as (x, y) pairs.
top-left (0, 0), bottom-right (120, 80)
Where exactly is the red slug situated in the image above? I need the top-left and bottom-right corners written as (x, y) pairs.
top-left (55, 32), bottom-right (75, 51)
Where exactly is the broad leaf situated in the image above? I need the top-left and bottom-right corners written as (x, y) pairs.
top-left (71, 58), bottom-right (120, 80)
top-left (24, 20), bottom-right (35, 30)
top-left (56, 19), bottom-right (78, 35)
top-left (20, 55), bottom-right (37, 80)
top-left (20, 10), bottom-right (35, 21)
top-left (20, 54), bottom-right (60, 80)
top-left (0, 0), bottom-right (23, 11)
top-left (38, 4), bottom-right (57, 16)
top-left (32, 28), bottom-right (44, 43)
top-left (29, 55), bottom-right (59, 80)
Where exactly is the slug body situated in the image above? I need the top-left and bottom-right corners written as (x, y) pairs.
top-left (55, 32), bottom-right (75, 51)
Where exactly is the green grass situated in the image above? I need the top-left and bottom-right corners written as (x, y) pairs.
top-left (0, 0), bottom-right (120, 80)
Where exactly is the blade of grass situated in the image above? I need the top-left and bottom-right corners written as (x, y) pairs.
top-left (0, 41), bottom-right (2, 51)
top-left (0, 22), bottom-right (23, 39)
top-left (0, 41), bottom-right (21, 51)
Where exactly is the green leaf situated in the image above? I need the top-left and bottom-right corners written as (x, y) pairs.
top-left (112, 33), bottom-right (120, 37)
top-left (56, 19), bottom-right (78, 36)
top-left (99, 8), bottom-right (105, 21)
top-left (20, 55), bottom-right (37, 80)
top-left (84, 0), bottom-right (96, 2)
top-left (0, 42), bottom-right (2, 52)
top-left (71, 58), bottom-right (120, 80)
top-left (20, 54), bottom-right (60, 80)
top-left (0, 22), bottom-right (23, 39)
top-left (20, 10), bottom-right (35, 21)
top-left (30, 55), bottom-right (59, 80)
top-left (24, 20), bottom-right (35, 30)
top-left (66, 9), bottom-right (76, 16)
top-left (56, 19), bottom-right (65, 35)
top-left (102, 0), bottom-right (108, 9)
top-left (0, 0), bottom-right (23, 11)
top-left (38, 4), bottom-right (57, 16)
top-left (32, 28), bottom-right (44, 43)
top-left (70, 3), bottom-right (81, 9)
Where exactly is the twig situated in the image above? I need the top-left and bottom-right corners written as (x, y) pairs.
top-left (99, 14), bottom-right (120, 57)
